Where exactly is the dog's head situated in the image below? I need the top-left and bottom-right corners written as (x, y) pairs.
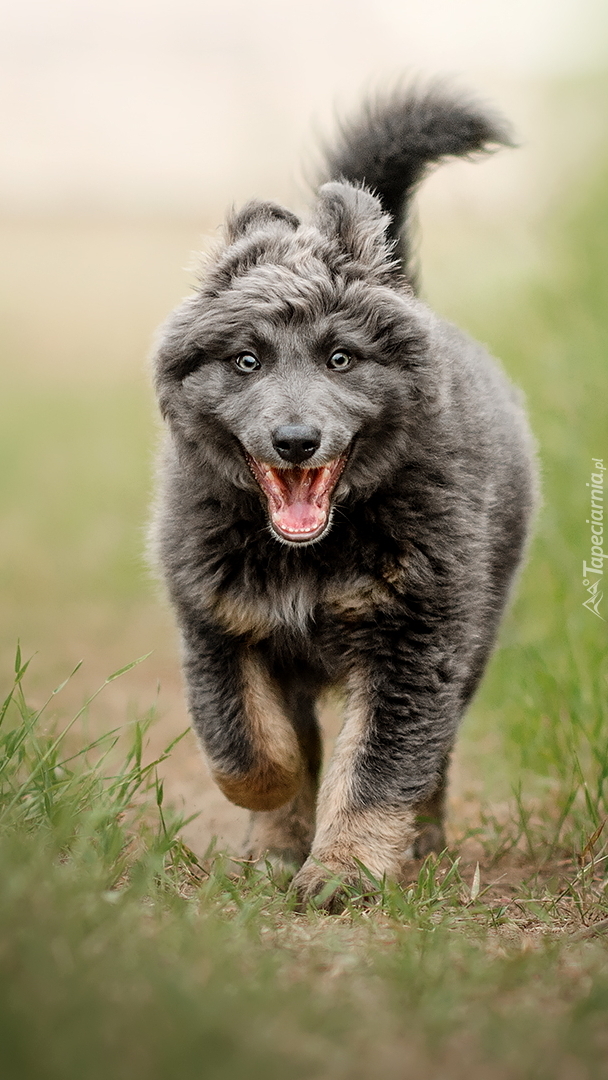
top-left (154, 182), bottom-right (434, 544)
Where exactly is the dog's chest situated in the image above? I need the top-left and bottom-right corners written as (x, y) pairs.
top-left (210, 556), bottom-right (406, 641)
top-left (212, 578), bottom-right (316, 639)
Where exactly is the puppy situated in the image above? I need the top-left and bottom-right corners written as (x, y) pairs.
top-left (151, 85), bottom-right (537, 908)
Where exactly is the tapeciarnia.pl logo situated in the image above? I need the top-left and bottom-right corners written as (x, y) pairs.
top-left (582, 458), bottom-right (605, 620)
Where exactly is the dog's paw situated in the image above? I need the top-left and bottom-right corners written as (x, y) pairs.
top-left (291, 856), bottom-right (380, 914)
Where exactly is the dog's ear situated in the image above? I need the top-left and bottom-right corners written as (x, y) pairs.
top-left (314, 182), bottom-right (395, 272)
top-left (226, 200), bottom-right (300, 242)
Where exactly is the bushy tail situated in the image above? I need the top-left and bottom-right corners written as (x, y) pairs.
top-left (321, 83), bottom-right (513, 284)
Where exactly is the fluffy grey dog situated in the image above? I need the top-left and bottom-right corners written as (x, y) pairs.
top-left (151, 85), bottom-right (537, 909)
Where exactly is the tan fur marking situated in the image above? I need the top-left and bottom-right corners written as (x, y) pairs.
top-left (324, 575), bottom-right (395, 621)
top-left (380, 550), bottom-right (409, 588)
top-left (312, 672), bottom-right (368, 824)
top-left (212, 582), bottom-right (315, 639)
top-left (213, 764), bottom-right (299, 811)
top-left (213, 652), bottom-right (302, 812)
top-left (212, 592), bottom-right (274, 642)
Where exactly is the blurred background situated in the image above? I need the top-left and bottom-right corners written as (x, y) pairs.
top-left (1, 0), bottom-right (606, 853)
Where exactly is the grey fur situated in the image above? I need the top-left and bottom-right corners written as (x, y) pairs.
top-left (150, 84), bottom-right (538, 909)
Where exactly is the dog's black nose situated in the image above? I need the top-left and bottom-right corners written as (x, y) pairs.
top-left (272, 425), bottom-right (321, 464)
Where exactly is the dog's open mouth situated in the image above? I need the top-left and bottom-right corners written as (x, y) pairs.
top-left (246, 454), bottom-right (348, 542)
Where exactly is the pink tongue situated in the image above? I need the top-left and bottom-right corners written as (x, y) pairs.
top-left (274, 500), bottom-right (327, 536)
top-left (267, 468), bottom-right (329, 538)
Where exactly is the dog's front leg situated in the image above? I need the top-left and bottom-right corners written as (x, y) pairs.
top-left (243, 682), bottom-right (322, 873)
top-left (292, 634), bottom-right (461, 910)
top-left (181, 622), bottom-right (304, 814)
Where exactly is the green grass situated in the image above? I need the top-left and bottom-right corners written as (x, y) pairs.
top-left (0, 382), bottom-right (152, 607)
top-left (1, 98), bottom-right (608, 1079)
top-left (1, 649), bottom-right (607, 1080)
top-left (462, 161), bottom-right (608, 852)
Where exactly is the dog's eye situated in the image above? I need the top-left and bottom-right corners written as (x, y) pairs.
top-left (327, 349), bottom-right (353, 372)
top-left (234, 352), bottom-right (261, 372)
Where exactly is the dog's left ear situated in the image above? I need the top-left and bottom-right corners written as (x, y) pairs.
top-left (314, 182), bottom-right (395, 273)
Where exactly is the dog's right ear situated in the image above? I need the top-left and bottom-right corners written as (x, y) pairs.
top-left (226, 200), bottom-right (300, 242)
